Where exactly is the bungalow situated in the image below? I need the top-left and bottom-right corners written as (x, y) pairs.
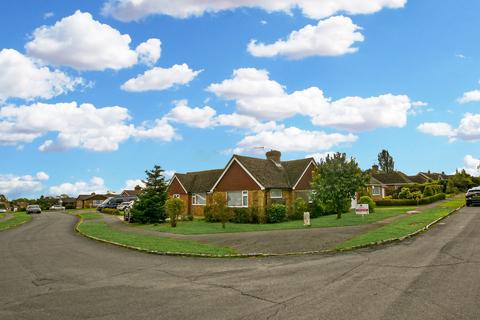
top-left (367, 171), bottom-right (412, 201)
top-left (121, 185), bottom-right (143, 198)
top-left (167, 150), bottom-right (316, 216)
top-left (76, 193), bottom-right (115, 209)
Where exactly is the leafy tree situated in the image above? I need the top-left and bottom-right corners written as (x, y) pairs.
top-left (165, 197), bottom-right (185, 227)
top-left (212, 193), bottom-right (231, 229)
top-left (0, 194), bottom-right (7, 202)
top-left (130, 165), bottom-right (168, 224)
top-left (449, 169), bottom-right (474, 192)
top-left (377, 149), bottom-right (395, 173)
top-left (311, 153), bottom-right (368, 219)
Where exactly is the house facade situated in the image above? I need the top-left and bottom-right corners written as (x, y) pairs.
top-left (167, 150), bottom-right (316, 216)
top-left (76, 193), bottom-right (114, 209)
top-left (121, 185), bottom-right (143, 198)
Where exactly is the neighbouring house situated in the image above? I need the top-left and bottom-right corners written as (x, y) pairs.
top-left (167, 150), bottom-right (316, 216)
top-left (76, 193), bottom-right (115, 209)
top-left (121, 185), bottom-right (143, 198)
top-left (59, 197), bottom-right (76, 209)
top-left (367, 171), bottom-right (412, 201)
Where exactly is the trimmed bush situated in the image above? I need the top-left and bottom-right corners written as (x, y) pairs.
top-left (418, 193), bottom-right (446, 204)
top-left (309, 201), bottom-right (324, 218)
top-left (251, 206), bottom-right (266, 224)
top-left (423, 185), bottom-right (434, 197)
top-left (266, 203), bottom-right (287, 223)
top-left (398, 187), bottom-right (412, 199)
top-left (358, 196), bottom-right (375, 213)
top-left (203, 205), bottom-right (218, 222)
top-left (376, 193), bottom-right (446, 206)
top-left (232, 208), bottom-right (252, 224)
top-left (289, 198), bottom-right (308, 221)
top-left (165, 198), bottom-right (185, 227)
top-left (102, 208), bottom-right (120, 215)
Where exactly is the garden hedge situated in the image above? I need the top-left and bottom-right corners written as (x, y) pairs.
top-left (375, 193), bottom-right (446, 206)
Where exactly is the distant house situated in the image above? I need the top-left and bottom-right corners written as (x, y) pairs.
top-left (121, 185), bottom-right (143, 198)
top-left (367, 171), bottom-right (412, 201)
top-left (59, 197), bottom-right (76, 209)
top-left (76, 193), bottom-right (114, 209)
top-left (167, 150), bottom-right (316, 216)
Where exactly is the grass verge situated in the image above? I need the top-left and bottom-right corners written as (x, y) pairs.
top-left (140, 206), bottom-right (416, 235)
top-left (336, 197), bottom-right (465, 250)
top-left (0, 212), bottom-right (32, 231)
top-left (76, 216), bottom-right (237, 256)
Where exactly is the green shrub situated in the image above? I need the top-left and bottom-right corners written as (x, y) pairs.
top-left (423, 185), bottom-right (434, 197)
top-left (358, 196), bottom-right (375, 213)
top-left (418, 193), bottom-right (446, 204)
top-left (376, 193), bottom-right (446, 206)
top-left (102, 208), bottom-right (120, 215)
top-left (232, 208), bottom-right (252, 223)
top-left (250, 206), bottom-right (266, 224)
top-left (165, 198), bottom-right (185, 227)
top-left (309, 201), bottom-right (324, 218)
top-left (411, 191), bottom-right (423, 200)
top-left (383, 196), bottom-right (393, 200)
top-left (398, 187), bottom-right (412, 199)
top-left (203, 205), bottom-right (218, 222)
top-left (266, 203), bottom-right (287, 223)
top-left (289, 198), bottom-right (308, 220)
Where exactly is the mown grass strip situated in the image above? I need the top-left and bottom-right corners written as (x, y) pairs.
top-left (141, 206), bottom-right (416, 235)
top-left (336, 197), bottom-right (465, 250)
top-left (78, 212), bottom-right (103, 220)
top-left (0, 212), bottom-right (32, 231)
top-left (77, 219), bottom-right (237, 256)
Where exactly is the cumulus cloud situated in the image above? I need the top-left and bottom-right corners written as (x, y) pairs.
top-left (49, 177), bottom-right (108, 196)
top-left (208, 68), bottom-right (413, 131)
top-left (459, 155), bottom-right (480, 177)
top-left (418, 113), bottom-right (480, 142)
top-left (233, 126), bottom-right (357, 153)
top-left (102, 0), bottom-right (406, 21)
top-left (0, 102), bottom-right (177, 151)
top-left (0, 172), bottom-right (47, 198)
top-left (124, 179), bottom-right (146, 190)
top-left (135, 38), bottom-right (161, 66)
top-left (0, 49), bottom-right (83, 102)
top-left (248, 16), bottom-right (364, 59)
top-left (25, 11), bottom-right (161, 71)
top-left (458, 90), bottom-right (480, 104)
top-left (121, 64), bottom-right (201, 92)
top-left (165, 100), bottom-right (216, 128)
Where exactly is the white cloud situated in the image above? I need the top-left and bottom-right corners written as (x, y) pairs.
top-left (455, 53), bottom-right (466, 59)
top-left (215, 113), bottom-right (282, 132)
top-left (0, 102), bottom-right (177, 151)
top-left (121, 64), bottom-right (201, 92)
top-left (412, 101), bottom-right (428, 107)
top-left (459, 155), bottom-right (480, 177)
top-left (43, 12), bottom-right (54, 19)
top-left (417, 122), bottom-right (453, 137)
top-left (458, 89), bottom-right (480, 104)
top-left (163, 170), bottom-right (176, 180)
top-left (233, 126), bottom-right (357, 153)
top-left (306, 152), bottom-right (335, 163)
top-left (248, 16), bottom-right (364, 59)
top-left (208, 68), bottom-right (413, 131)
top-left (25, 11), bottom-right (160, 71)
top-left (124, 179), bottom-right (146, 190)
top-left (102, 0), bottom-right (406, 21)
top-left (49, 176), bottom-right (108, 196)
top-left (36, 171), bottom-right (50, 181)
top-left (0, 173), bottom-right (46, 199)
top-left (135, 38), bottom-right (161, 66)
top-left (418, 113), bottom-right (480, 142)
top-left (166, 100), bottom-right (216, 128)
top-left (0, 49), bottom-right (83, 102)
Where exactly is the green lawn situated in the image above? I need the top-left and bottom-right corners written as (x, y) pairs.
top-left (0, 212), bottom-right (32, 231)
top-left (336, 197), bottom-right (465, 250)
top-left (139, 206), bottom-right (417, 235)
top-left (0, 213), bottom-right (5, 219)
top-left (77, 218), bottom-right (237, 256)
top-left (78, 212), bottom-right (103, 220)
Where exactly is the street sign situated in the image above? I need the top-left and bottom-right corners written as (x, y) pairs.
top-left (355, 204), bottom-right (369, 215)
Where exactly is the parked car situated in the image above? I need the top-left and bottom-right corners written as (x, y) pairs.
top-left (117, 201), bottom-right (134, 211)
top-left (97, 196), bottom-right (136, 212)
top-left (466, 187), bottom-right (480, 207)
top-left (50, 204), bottom-right (65, 211)
top-left (0, 208), bottom-right (7, 213)
top-left (26, 205), bottom-right (42, 214)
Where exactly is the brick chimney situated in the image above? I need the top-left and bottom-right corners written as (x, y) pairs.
top-left (134, 185), bottom-right (142, 191)
top-left (266, 150), bottom-right (281, 164)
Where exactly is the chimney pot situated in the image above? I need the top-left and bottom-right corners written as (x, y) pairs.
top-left (266, 150), bottom-right (281, 163)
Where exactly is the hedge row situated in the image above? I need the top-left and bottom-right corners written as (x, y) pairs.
top-left (376, 193), bottom-right (446, 206)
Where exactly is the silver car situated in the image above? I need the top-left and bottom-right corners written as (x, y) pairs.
top-left (26, 205), bottom-right (42, 214)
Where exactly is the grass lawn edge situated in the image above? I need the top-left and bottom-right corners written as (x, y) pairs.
top-left (335, 203), bottom-right (465, 252)
top-left (0, 212), bottom-right (32, 232)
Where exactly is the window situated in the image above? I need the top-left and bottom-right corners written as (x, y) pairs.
top-left (270, 189), bottom-right (283, 199)
top-left (372, 186), bottom-right (382, 196)
top-left (93, 200), bottom-right (104, 207)
top-left (192, 193), bottom-right (206, 205)
top-left (227, 191), bottom-right (248, 207)
top-left (173, 194), bottom-right (180, 199)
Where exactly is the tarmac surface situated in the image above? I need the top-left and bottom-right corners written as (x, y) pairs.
top-left (1, 206), bottom-right (480, 319)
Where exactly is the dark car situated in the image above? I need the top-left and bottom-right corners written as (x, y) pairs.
top-left (466, 187), bottom-right (480, 207)
top-left (97, 196), bottom-right (136, 212)
top-left (26, 205), bottom-right (42, 214)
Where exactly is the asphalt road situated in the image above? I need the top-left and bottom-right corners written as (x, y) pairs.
top-left (1, 207), bottom-right (480, 320)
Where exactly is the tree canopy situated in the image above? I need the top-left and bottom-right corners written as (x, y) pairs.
top-left (377, 149), bottom-right (395, 173)
top-left (311, 152), bottom-right (368, 219)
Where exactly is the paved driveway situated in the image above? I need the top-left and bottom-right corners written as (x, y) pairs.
top-left (1, 207), bottom-right (480, 319)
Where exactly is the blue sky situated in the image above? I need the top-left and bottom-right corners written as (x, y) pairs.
top-left (1, 0), bottom-right (480, 199)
